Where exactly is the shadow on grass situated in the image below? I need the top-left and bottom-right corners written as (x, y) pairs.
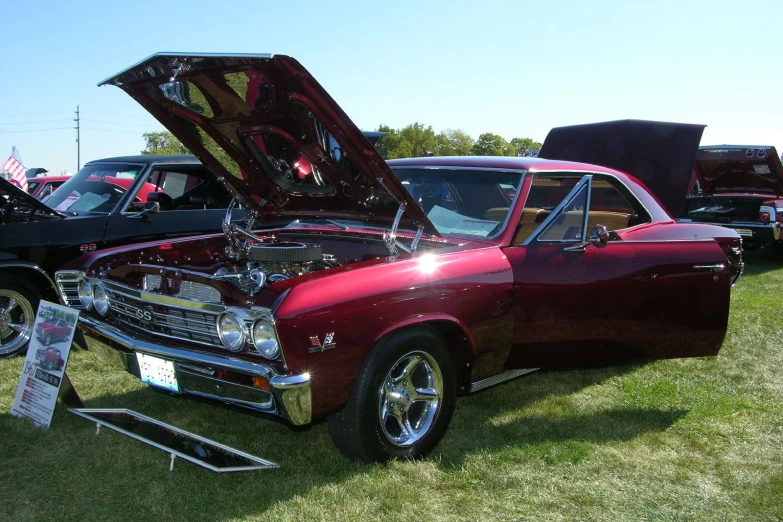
top-left (740, 247), bottom-right (783, 276)
top-left (1, 361), bottom-right (680, 520)
top-left (437, 364), bottom-right (687, 466)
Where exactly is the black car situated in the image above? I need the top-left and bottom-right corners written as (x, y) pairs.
top-left (0, 154), bottom-right (238, 357)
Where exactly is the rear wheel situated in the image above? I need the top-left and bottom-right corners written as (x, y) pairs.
top-left (0, 277), bottom-right (40, 358)
top-left (328, 327), bottom-right (456, 462)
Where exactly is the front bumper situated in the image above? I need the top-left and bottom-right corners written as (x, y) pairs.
top-left (78, 314), bottom-right (312, 425)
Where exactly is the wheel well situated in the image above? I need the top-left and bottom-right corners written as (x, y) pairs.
top-left (0, 267), bottom-right (57, 301)
top-left (411, 320), bottom-right (474, 392)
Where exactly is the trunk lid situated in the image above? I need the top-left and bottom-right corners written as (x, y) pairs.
top-left (694, 146), bottom-right (783, 196)
top-left (99, 53), bottom-right (437, 235)
top-left (538, 119), bottom-right (706, 218)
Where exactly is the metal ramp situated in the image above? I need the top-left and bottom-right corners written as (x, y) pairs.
top-left (69, 408), bottom-right (278, 472)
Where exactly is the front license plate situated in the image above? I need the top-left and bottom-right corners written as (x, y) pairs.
top-left (136, 353), bottom-right (179, 393)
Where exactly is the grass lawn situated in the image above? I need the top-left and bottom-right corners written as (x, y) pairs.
top-left (2, 249), bottom-right (782, 521)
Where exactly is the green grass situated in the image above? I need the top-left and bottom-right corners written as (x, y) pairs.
top-left (2, 249), bottom-right (782, 521)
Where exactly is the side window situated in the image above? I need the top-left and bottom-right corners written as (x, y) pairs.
top-left (512, 173), bottom-right (650, 245)
top-left (537, 180), bottom-right (589, 242)
top-left (587, 179), bottom-right (648, 232)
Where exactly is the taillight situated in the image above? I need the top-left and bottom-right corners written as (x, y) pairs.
top-left (760, 212), bottom-right (770, 222)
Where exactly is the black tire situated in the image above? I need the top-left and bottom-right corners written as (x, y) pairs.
top-left (0, 275), bottom-right (41, 358)
top-left (328, 326), bottom-right (457, 462)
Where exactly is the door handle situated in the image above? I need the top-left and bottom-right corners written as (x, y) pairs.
top-left (693, 263), bottom-right (725, 273)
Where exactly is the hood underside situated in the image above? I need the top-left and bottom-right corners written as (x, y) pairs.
top-left (539, 119), bottom-right (706, 217)
top-left (694, 146), bottom-right (783, 196)
top-left (100, 53), bottom-right (436, 235)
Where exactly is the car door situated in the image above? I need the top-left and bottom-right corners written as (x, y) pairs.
top-left (102, 164), bottom-right (239, 246)
top-left (502, 173), bottom-right (731, 370)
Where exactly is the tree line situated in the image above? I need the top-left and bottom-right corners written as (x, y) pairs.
top-left (142, 125), bottom-right (542, 159)
top-left (374, 123), bottom-right (541, 159)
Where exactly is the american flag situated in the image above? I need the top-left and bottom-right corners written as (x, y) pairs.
top-left (3, 146), bottom-right (28, 192)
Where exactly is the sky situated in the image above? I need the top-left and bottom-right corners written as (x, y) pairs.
top-left (1, 0), bottom-right (781, 174)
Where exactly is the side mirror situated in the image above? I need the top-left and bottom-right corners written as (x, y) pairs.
top-left (591, 224), bottom-right (609, 248)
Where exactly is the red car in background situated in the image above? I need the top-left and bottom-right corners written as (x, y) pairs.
top-left (56, 54), bottom-right (742, 462)
top-left (35, 318), bottom-right (71, 346)
top-left (26, 175), bottom-right (71, 201)
top-left (681, 146), bottom-right (783, 250)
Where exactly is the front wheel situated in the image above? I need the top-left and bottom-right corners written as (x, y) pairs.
top-left (0, 277), bottom-right (40, 358)
top-left (328, 327), bottom-right (457, 462)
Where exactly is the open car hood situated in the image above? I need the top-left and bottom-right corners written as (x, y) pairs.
top-left (694, 146), bottom-right (783, 196)
top-left (0, 177), bottom-right (65, 223)
top-left (100, 53), bottom-right (437, 235)
top-left (539, 119), bottom-right (705, 217)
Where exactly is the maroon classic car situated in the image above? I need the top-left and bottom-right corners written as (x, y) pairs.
top-left (35, 318), bottom-right (71, 346)
top-left (56, 54), bottom-right (742, 462)
top-left (35, 346), bottom-right (65, 371)
top-left (681, 146), bottom-right (783, 250)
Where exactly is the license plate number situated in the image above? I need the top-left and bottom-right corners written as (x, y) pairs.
top-left (137, 353), bottom-right (179, 392)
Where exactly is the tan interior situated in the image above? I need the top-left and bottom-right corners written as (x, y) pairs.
top-left (511, 209), bottom-right (631, 245)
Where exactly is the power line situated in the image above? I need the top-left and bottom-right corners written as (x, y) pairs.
top-left (81, 127), bottom-right (150, 135)
top-left (82, 119), bottom-right (161, 127)
top-left (0, 111), bottom-right (72, 118)
top-left (0, 119), bottom-right (74, 125)
top-left (0, 127), bottom-right (73, 134)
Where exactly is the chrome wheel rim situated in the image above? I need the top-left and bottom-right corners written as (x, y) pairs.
top-left (0, 289), bottom-right (34, 356)
top-left (378, 350), bottom-right (443, 447)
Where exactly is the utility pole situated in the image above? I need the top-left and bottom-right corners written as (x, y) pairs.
top-left (74, 105), bottom-right (80, 170)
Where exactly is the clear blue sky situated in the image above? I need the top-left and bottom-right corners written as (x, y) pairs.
top-left (2, 0), bottom-right (781, 173)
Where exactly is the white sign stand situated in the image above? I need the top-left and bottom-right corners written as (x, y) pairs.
top-left (10, 300), bottom-right (80, 429)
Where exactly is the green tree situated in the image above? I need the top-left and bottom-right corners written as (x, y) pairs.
top-left (374, 123), bottom-right (437, 159)
top-left (510, 137), bottom-right (543, 156)
top-left (434, 129), bottom-right (474, 156)
top-left (141, 131), bottom-right (189, 155)
top-left (473, 132), bottom-right (513, 156)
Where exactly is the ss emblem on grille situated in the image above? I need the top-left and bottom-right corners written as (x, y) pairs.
top-left (135, 308), bottom-right (153, 322)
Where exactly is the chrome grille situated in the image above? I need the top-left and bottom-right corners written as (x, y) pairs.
top-left (106, 288), bottom-right (222, 346)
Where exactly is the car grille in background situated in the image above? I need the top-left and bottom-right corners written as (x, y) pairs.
top-left (143, 274), bottom-right (222, 303)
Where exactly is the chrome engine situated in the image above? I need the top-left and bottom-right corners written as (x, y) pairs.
top-left (217, 199), bottom-right (341, 294)
top-left (214, 241), bottom-right (340, 295)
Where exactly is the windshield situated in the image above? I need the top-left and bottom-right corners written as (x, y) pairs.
top-left (44, 163), bottom-right (145, 215)
top-left (391, 167), bottom-right (524, 238)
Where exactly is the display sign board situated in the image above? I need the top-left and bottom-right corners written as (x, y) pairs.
top-left (11, 300), bottom-right (80, 428)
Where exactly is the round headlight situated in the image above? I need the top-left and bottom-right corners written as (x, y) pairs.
top-left (252, 320), bottom-right (280, 360)
top-left (78, 280), bottom-right (94, 310)
top-left (217, 313), bottom-right (245, 352)
top-left (93, 284), bottom-right (110, 316)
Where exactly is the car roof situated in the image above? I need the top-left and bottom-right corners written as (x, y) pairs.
top-left (386, 155), bottom-right (630, 178)
top-left (85, 154), bottom-right (202, 165)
